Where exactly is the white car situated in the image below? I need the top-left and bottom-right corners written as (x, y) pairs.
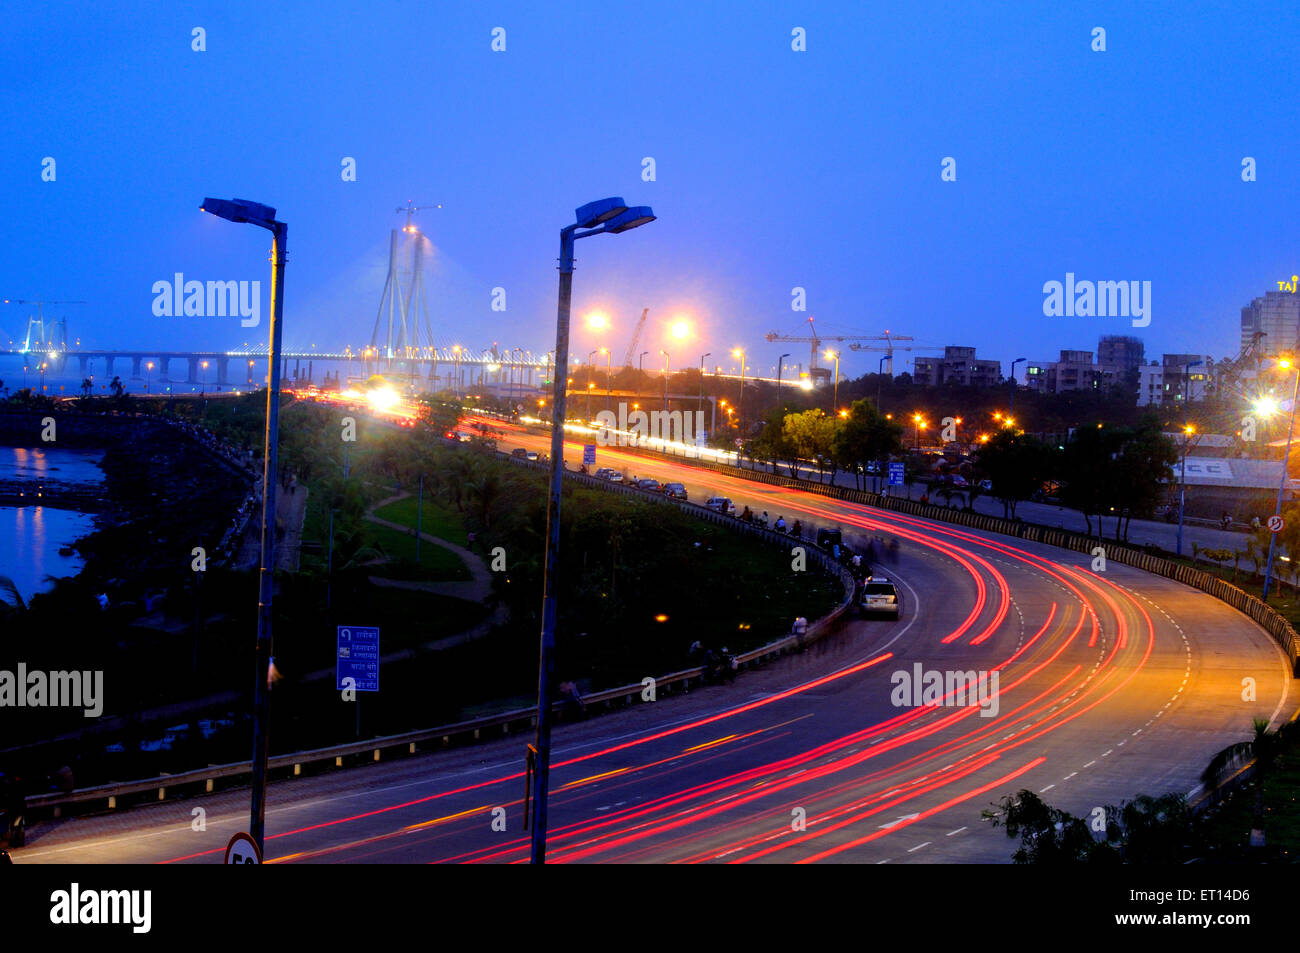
top-left (858, 578), bottom-right (901, 617)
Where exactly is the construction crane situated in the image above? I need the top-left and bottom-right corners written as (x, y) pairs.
top-left (622, 307), bottom-right (650, 367)
top-left (4, 298), bottom-right (85, 353)
top-left (764, 318), bottom-right (931, 375)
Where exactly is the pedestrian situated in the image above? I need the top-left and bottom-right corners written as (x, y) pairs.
top-left (775, 515), bottom-right (787, 533)
top-left (920, 492), bottom-right (929, 505)
top-left (790, 519), bottom-right (802, 539)
top-left (1252, 516), bottom-right (1262, 530)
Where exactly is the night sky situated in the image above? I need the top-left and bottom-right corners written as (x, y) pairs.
top-left (5, 1), bottom-right (1299, 379)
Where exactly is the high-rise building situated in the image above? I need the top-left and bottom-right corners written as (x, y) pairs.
top-left (1241, 290), bottom-right (1300, 356)
top-left (1098, 335), bottom-right (1145, 374)
top-left (911, 346), bottom-right (1002, 387)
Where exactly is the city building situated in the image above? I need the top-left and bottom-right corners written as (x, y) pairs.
top-left (1098, 335), bottom-right (1145, 374)
top-left (1162, 353), bottom-right (1212, 403)
top-left (1241, 289), bottom-right (1300, 356)
top-left (1138, 362), bottom-right (1163, 406)
top-left (911, 346), bottom-right (1002, 388)
top-left (1024, 349), bottom-right (1124, 394)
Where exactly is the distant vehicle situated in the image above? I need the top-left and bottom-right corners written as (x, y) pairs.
top-left (456, 431), bottom-right (472, 442)
top-left (858, 578), bottom-right (901, 617)
top-left (606, 471), bottom-right (624, 483)
top-left (525, 450), bottom-right (539, 462)
top-left (512, 447), bottom-right (528, 458)
top-left (593, 467), bottom-right (614, 480)
top-left (704, 496), bottom-right (736, 515)
top-left (662, 482), bottom-right (688, 500)
top-left (636, 478), bottom-right (662, 492)
top-left (815, 528), bottom-right (843, 550)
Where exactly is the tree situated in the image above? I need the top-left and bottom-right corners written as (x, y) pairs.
top-left (782, 409), bottom-right (837, 480)
top-left (415, 393), bottom-right (462, 437)
top-left (974, 429), bottom-right (1052, 520)
top-left (752, 407), bottom-right (799, 476)
top-left (831, 398), bottom-right (905, 490)
top-left (1108, 415), bottom-right (1177, 541)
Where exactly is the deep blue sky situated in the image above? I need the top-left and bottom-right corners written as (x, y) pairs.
top-left (5, 1), bottom-right (1299, 381)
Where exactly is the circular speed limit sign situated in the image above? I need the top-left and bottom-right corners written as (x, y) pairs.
top-left (1268, 515), bottom-right (1285, 533)
top-left (224, 831), bottom-right (262, 864)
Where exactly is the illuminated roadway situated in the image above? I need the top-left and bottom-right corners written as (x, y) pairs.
top-left (19, 417), bottom-right (1297, 864)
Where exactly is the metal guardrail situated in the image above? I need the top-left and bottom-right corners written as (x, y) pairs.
top-left (26, 455), bottom-right (855, 818)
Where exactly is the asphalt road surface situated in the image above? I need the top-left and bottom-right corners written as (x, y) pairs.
top-left (18, 421), bottom-right (1296, 864)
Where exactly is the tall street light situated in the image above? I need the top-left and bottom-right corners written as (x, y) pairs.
top-left (1264, 356), bottom-right (1300, 599)
top-left (603, 347), bottom-right (612, 404)
top-left (661, 349), bottom-right (670, 413)
top-left (825, 348), bottom-right (840, 412)
top-left (777, 352), bottom-right (791, 408)
top-left (638, 350), bottom-right (649, 414)
top-left (733, 348), bottom-right (747, 437)
top-left (201, 359), bottom-right (210, 395)
top-left (201, 196), bottom-right (287, 854)
top-left (1176, 359), bottom-right (1204, 557)
top-left (587, 349), bottom-right (600, 419)
top-left (1009, 357), bottom-right (1026, 415)
top-left (533, 197), bottom-right (654, 864)
top-left (698, 352), bottom-right (711, 419)
top-left (145, 361), bottom-right (153, 393)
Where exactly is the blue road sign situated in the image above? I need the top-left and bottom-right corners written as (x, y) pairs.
top-left (337, 625), bottom-right (379, 692)
top-left (888, 462), bottom-right (905, 487)
top-left (583, 444), bottom-right (596, 465)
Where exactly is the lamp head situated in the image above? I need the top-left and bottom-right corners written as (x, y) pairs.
top-left (603, 206), bottom-right (655, 233)
top-left (574, 197), bottom-right (628, 228)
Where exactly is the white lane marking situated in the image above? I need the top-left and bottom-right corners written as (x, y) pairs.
top-left (1040, 784), bottom-right (1055, 792)
top-left (907, 841), bottom-right (931, 853)
top-left (946, 826), bottom-right (967, 836)
top-left (1083, 760), bottom-right (1096, 768)
top-left (1063, 772), bottom-right (1078, 780)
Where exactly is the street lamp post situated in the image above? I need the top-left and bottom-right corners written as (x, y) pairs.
top-left (145, 361), bottom-right (154, 393)
top-left (1264, 357), bottom-right (1300, 600)
top-left (661, 350), bottom-right (670, 413)
top-left (638, 350), bottom-right (649, 414)
top-left (587, 349), bottom-right (599, 420)
top-left (733, 349), bottom-right (747, 437)
top-left (1010, 357), bottom-right (1026, 415)
top-left (201, 196), bottom-right (287, 855)
top-left (878, 356), bottom-right (888, 409)
top-left (201, 360), bottom-right (210, 395)
top-left (532, 198), bottom-right (654, 865)
top-left (777, 353), bottom-right (791, 408)
top-left (1176, 359), bottom-right (1204, 557)
top-left (825, 349), bottom-right (840, 412)
top-left (698, 352), bottom-right (711, 418)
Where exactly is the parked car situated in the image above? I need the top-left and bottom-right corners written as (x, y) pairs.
top-left (606, 471), bottom-right (624, 483)
top-left (704, 496), bottom-right (736, 515)
top-left (525, 450), bottom-right (540, 462)
top-left (662, 482), bottom-right (688, 500)
top-left (593, 467), bottom-right (614, 480)
top-left (511, 447), bottom-right (528, 458)
top-left (636, 478), bottom-right (662, 492)
top-left (857, 577), bottom-right (901, 617)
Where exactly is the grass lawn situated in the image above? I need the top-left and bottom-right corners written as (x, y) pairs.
top-left (374, 494), bottom-right (470, 547)
top-left (365, 521), bottom-right (473, 582)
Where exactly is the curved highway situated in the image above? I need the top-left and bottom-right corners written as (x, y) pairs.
top-left (18, 422), bottom-right (1296, 864)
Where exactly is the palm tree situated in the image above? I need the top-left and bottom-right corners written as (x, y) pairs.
top-left (0, 574), bottom-right (28, 619)
top-left (1249, 717), bottom-right (1279, 848)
